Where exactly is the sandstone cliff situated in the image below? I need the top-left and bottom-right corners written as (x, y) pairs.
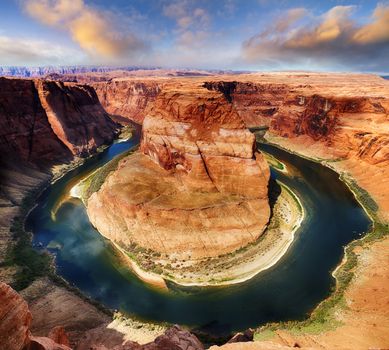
top-left (87, 83), bottom-right (270, 261)
top-left (92, 79), bottom-right (163, 124)
top-left (0, 77), bottom-right (118, 283)
top-left (204, 73), bottom-right (389, 221)
top-left (0, 282), bottom-right (31, 350)
top-left (0, 77), bottom-right (118, 171)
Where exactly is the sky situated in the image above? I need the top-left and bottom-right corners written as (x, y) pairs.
top-left (0, 0), bottom-right (388, 72)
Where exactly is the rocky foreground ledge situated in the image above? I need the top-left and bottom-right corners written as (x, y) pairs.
top-left (0, 282), bottom-right (205, 350)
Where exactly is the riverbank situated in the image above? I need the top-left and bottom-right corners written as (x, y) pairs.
top-left (247, 135), bottom-right (389, 349)
top-left (69, 147), bottom-right (304, 287)
top-left (8, 128), bottom-right (384, 348)
top-left (158, 181), bottom-right (304, 287)
top-left (0, 126), bottom-right (173, 347)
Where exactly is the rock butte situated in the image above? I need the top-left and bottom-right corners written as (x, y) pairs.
top-left (87, 85), bottom-right (270, 260)
top-left (91, 73), bottom-right (389, 222)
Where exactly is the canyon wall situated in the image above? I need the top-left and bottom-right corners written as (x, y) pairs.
top-left (0, 77), bottom-right (118, 281)
top-left (92, 79), bottom-right (163, 124)
top-left (0, 77), bottom-right (118, 171)
top-left (210, 74), bottom-right (389, 221)
top-left (0, 282), bottom-right (204, 350)
top-left (87, 83), bottom-right (270, 260)
top-left (87, 73), bottom-right (389, 220)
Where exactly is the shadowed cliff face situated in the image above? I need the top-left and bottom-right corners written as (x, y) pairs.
top-left (0, 78), bottom-right (72, 168)
top-left (0, 77), bottom-right (118, 170)
top-left (0, 77), bottom-right (119, 269)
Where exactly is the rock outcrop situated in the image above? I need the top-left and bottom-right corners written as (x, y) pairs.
top-left (87, 84), bottom-right (270, 262)
top-left (0, 282), bottom-right (203, 350)
top-left (204, 73), bottom-right (389, 221)
top-left (107, 326), bottom-right (204, 350)
top-left (0, 282), bottom-right (72, 350)
top-left (92, 79), bottom-right (163, 124)
top-left (0, 282), bottom-right (31, 350)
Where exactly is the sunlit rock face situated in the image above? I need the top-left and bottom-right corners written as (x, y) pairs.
top-left (204, 73), bottom-right (389, 221)
top-left (0, 282), bottom-right (31, 350)
top-left (87, 84), bottom-right (270, 260)
top-left (93, 79), bottom-right (162, 124)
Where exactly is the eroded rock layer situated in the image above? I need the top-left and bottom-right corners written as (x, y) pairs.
top-left (92, 79), bottom-right (163, 124)
top-left (87, 84), bottom-right (270, 260)
top-left (0, 77), bottom-right (118, 274)
top-left (0, 282), bottom-right (31, 350)
top-left (206, 73), bottom-right (389, 221)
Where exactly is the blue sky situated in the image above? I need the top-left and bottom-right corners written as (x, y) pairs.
top-left (0, 0), bottom-right (388, 72)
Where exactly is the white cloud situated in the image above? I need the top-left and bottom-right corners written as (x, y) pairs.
top-left (0, 35), bottom-right (85, 65)
top-left (23, 0), bottom-right (148, 62)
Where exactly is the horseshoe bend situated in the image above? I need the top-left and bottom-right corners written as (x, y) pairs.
top-left (84, 84), bottom-right (274, 284)
top-left (0, 41), bottom-right (389, 350)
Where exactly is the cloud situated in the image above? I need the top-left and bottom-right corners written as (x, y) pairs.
top-left (242, 4), bottom-right (389, 71)
top-left (23, 0), bottom-right (147, 61)
top-left (353, 4), bottom-right (389, 44)
top-left (163, 0), bottom-right (210, 48)
top-left (0, 35), bottom-right (84, 65)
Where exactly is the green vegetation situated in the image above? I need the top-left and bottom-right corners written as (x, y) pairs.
top-left (118, 125), bottom-right (134, 141)
top-left (3, 186), bottom-right (54, 291)
top-left (262, 151), bottom-right (286, 171)
top-left (254, 169), bottom-right (389, 339)
top-left (341, 175), bottom-right (379, 216)
top-left (81, 146), bottom-right (138, 201)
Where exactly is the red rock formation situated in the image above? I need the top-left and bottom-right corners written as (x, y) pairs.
top-left (0, 77), bottom-right (72, 168)
top-left (48, 326), bottom-right (70, 347)
top-left (0, 282), bottom-right (31, 350)
top-left (0, 77), bottom-right (118, 169)
top-left (87, 83), bottom-right (270, 262)
top-left (36, 80), bottom-right (118, 157)
top-left (92, 79), bottom-right (162, 124)
top-left (204, 73), bottom-right (389, 221)
top-left (27, 336), bottom-right (71, 350)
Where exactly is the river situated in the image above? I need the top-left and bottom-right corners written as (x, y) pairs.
top-left (27, 127), bottom-right (370, 335)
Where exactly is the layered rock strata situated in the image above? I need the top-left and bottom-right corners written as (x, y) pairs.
top-left (0, 282), bottom-right (204, 350)
top-left (0, 282), bottom-right (71, 350)
top-left (87, 85), bottom-right (270, 261)
top-left (203, 73), bottom-right (389, 222)
top-left (92, 79), bottom-right (163, 124)
top-left (0, 77), bottom-right (118, 281)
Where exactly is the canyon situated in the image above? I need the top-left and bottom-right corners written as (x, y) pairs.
top-left (0, 72), bottom-right (388, 349)
top-left (0, 77), bottom-right (119, 288)
top-left (86, 82), bottom-right (271, 284)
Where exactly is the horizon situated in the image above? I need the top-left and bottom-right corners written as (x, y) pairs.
top-left (1, 0), bottom-right (389, 73)
top-left (1, 65), bottom-right (389, 77)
